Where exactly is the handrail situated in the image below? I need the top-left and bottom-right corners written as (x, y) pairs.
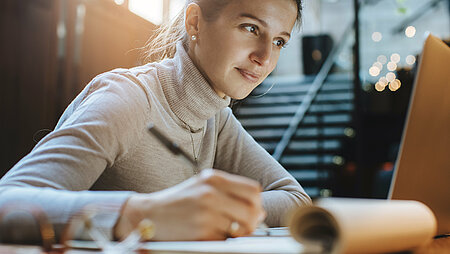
top-left (391, 0), bottom-right (443, 35)
top-left (272, 23), bottom-right (354, 161)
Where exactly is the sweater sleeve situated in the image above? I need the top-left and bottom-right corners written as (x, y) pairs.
top-left (0, 71), bottom-right (150, 242)
top-left (214, 107), bottom-right (312, 227)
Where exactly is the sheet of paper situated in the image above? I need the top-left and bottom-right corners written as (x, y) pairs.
top-left (141, 237), bottom-right (308, 254)
top-left (68, 237), bottom-right (317, 254)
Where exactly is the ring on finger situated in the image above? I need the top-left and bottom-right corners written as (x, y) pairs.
top-left (228, 221), bottom-right (240, 237)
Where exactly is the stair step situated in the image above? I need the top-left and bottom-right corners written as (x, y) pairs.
top-left (236, 103), bottom-right (353, 117)
top-left (240, 114), bottom-right (351, 128)
top-left (294, 127), bottom-right (348, 138)
top-left (257, 142), bottom-right (277, 152)
top-left (288, 140), bottom-right (341, 151)
top-left (263, 73), bottom-right (352, 85)
top-left (252, 82), bottom-right (352, 95)
top-left (303, 187), bottom-right (321, 197)
top-left (248, 127), bottom-right (348, 140)
top-left (240, 116), bottom-right (292, 127)
top-left (280, 154), bottom-right (335, 166)
top-left (258, 140), bottom-right (341, 154)
top-left (288, 170), bottom-right (330, 182)
top-left (248, 128), bottom-right (285, 139)
top-left (244, 92), bottom-right (354, 106)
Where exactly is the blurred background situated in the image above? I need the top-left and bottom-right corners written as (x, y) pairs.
top-left (1, 0), bottom-right (449, 199)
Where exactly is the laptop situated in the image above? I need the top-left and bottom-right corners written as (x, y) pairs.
top-left (389, 34), bottom-right (450, 236)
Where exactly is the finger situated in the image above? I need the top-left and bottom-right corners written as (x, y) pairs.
top-left (210, 213), bottom-right (236, 240)
top-left (201, 170), bottom-right (265, 229)
top-left (199, 169), bottom-right (262, 207)
top-left (201, 186), bottom-right (261, 234)
top-left (195, 209), bottom-right (230, 241)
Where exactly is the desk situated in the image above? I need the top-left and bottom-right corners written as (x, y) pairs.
top-left (413, 236), bottom-right (450, 254)
top-left (1, 236), bottom-right (449, 254)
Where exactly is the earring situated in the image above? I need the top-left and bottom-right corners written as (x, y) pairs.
top-left (191, 35), bottom-right (197, 41)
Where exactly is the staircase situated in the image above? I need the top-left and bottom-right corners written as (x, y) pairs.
top-left (234, 73), bottom-right (354, 198)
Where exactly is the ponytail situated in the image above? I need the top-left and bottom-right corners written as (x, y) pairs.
top-left (141, 9), bottom-right (186, 63)
top-left (140, 0), bottom-right (231, 63)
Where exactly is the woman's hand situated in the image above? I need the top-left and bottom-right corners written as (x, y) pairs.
top-left (115, 169), bottom-right (266, 241)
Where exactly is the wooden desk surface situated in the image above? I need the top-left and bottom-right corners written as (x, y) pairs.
top-left (413, 236), bottom-right (450, 254)
top-left (1, 236), bottom-right (449, 253)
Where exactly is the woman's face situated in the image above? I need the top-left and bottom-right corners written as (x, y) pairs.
top-left (188, 0), bottom-right (298, 99)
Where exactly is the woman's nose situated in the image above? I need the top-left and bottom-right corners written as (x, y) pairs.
top-left (249, 40), bottom-right (272, 66)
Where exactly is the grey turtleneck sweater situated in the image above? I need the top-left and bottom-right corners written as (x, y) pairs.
top-left (0, 42), bottom-right (311, 242)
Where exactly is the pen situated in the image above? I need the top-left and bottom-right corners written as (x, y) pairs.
top-left (147, 123), bottom-right (270, 236)
top-left (147, 123), bottom-right (198, 168)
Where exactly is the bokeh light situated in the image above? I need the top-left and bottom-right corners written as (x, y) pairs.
top-left (369, 66), bottom-right (381, 77)
top-left (388, 79), bottom-right (402, 91)
top-left (375, 82), bottom-right (386, 92)
top-left (390, 53), bottom-right (401, 63)
top-left (387, 62), bottom-right (397, 71)
top-left (405, 26), bottom-right (416, 38)
top-left (406, 55), bottom-right (416, 65)
top-left (333, 156), bottom-right (345, 166)
top-left (377, 55), bottom-right (388, 64)
top-left (379, 77), bottom-right (388, 86)
top-left (386, 72), bottom-right (396, 82)
top-left (373, 61), bottom-right (383, 71)
top-left (372, 32), bottom-right (383, 42)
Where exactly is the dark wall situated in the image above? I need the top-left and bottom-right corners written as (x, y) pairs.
top-left (0, 0), bottom-right (156, 176)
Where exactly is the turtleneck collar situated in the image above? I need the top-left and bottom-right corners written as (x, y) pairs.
top-left (157, 41), bottom-right (231, 132)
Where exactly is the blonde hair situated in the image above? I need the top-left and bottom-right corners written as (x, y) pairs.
top-left (141, 8), bottom-right (186, 63)
top-left (141, 0), bottom-right (303, 63)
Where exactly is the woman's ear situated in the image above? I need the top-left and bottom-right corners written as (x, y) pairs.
top-left (185, 3), bottom-right (202, 38)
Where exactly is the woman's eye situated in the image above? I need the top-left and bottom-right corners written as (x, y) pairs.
top-left (273, 39), bottom-right (287, 48)
top-left (244, 25), bottom-right (258, 34)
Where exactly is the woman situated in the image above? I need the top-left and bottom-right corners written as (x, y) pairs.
top-left (0, 0), bottom-right (310, 242)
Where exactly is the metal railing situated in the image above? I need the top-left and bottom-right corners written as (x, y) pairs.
top-left (391, 0), bottom-right (445, 35)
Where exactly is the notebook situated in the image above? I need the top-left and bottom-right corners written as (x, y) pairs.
top-left (389, 34), bottom-right (450, 236)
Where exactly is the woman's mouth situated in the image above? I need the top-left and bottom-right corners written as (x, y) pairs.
top-left (236, 68), bottom-right (261, 83)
